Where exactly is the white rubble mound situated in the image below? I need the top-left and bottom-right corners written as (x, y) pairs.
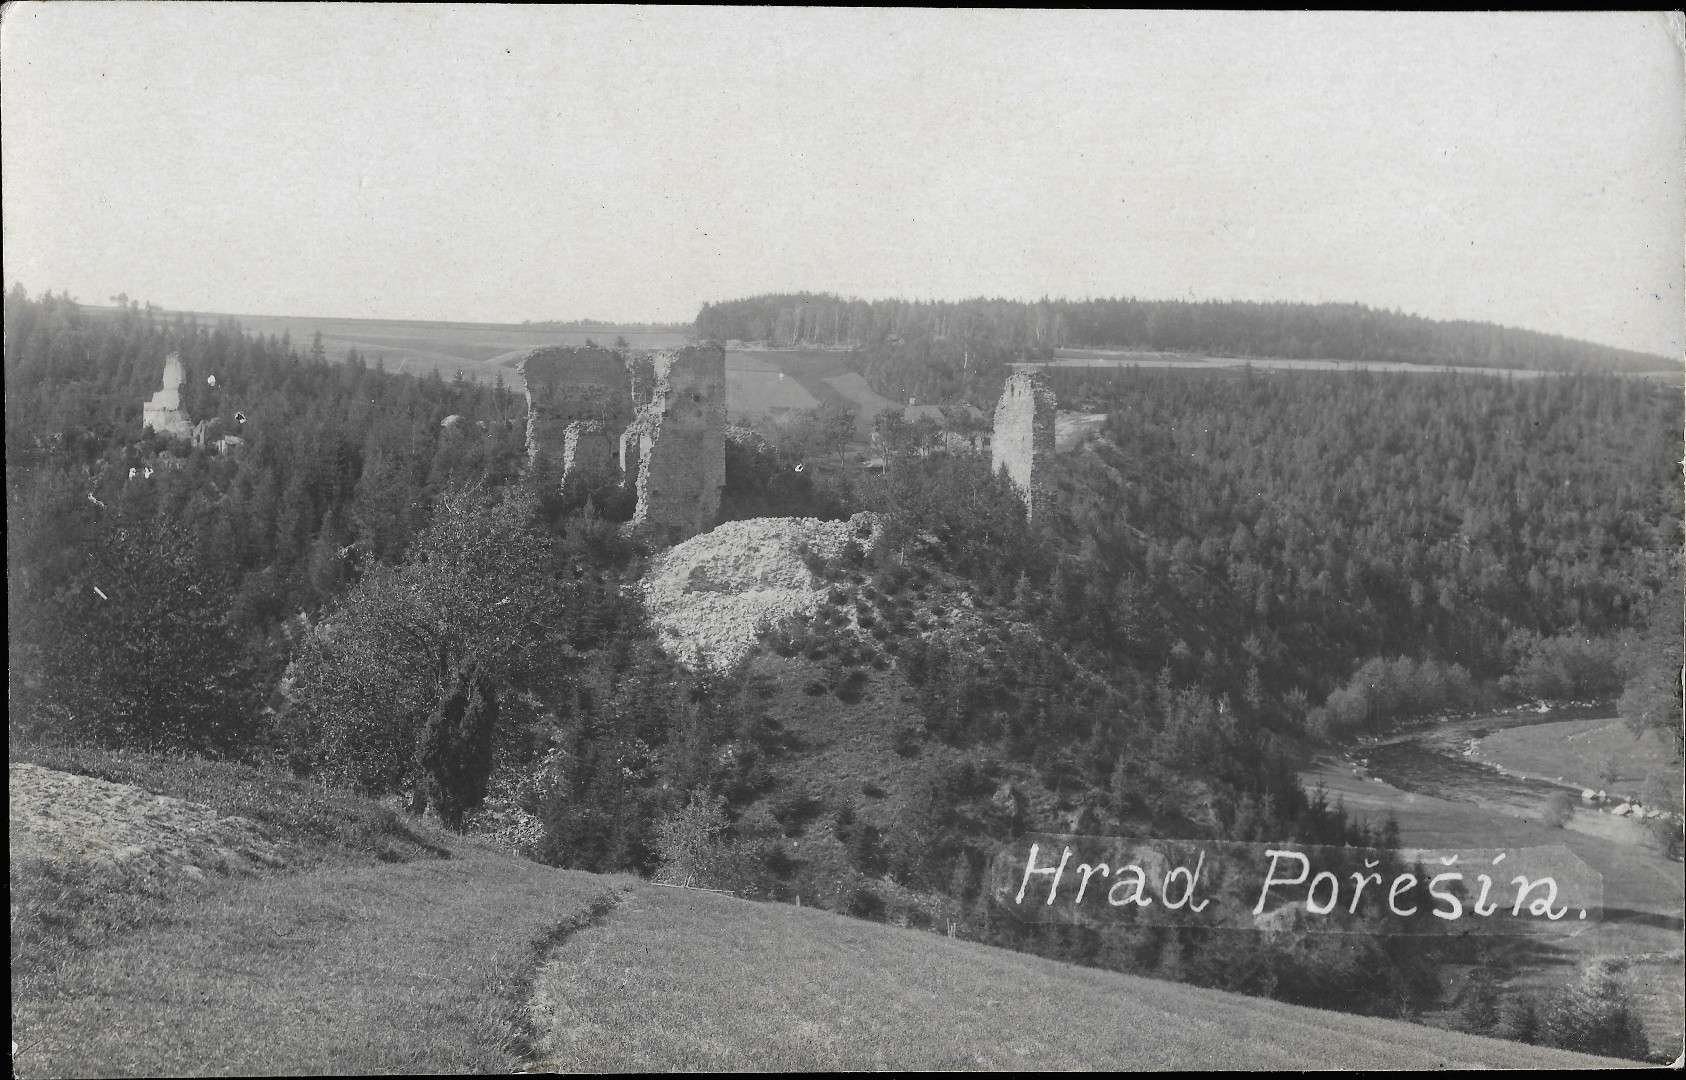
top-left (643, 513), bottom-right (881, 670)
top-left (9, 762), bottom-right (286, 880)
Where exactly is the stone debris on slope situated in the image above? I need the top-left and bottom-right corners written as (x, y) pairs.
top-left (642, 513), bottom-right (881, 671)
top-left (9, 762), bottom-right (286, 880)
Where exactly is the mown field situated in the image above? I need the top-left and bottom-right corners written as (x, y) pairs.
top-left (11, 747), bottom-right (1629, 1074)
top-left (725, 351), bottom-right (823, 422)
top-left (10, 745), bottom-right (635, 1078)
top-left (1038, 347), bottom-right (1683, 384)
top-left (1475, 717), bottom-right (1679, 799)
top-left (528, 883), bottom-right (1618, 1071)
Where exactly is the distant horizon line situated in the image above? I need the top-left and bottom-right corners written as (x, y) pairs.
top-left (15, 282), bottom-right (1679, 364)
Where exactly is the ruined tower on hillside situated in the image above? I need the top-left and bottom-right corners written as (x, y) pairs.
top-left (518, 346), bottom-right (635, 484)
top-left (627, 345), bottom-right (727, 542)
top-left (142, 353), bottom-right (193, 439)
top-left (990, 370), bottom-right (1056, 521)
top-left (518, 343), bottom-right (726, 543)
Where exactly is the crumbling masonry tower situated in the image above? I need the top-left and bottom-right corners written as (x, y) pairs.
top-left (990, 370), bottom-right (1056, 521)
top-left (519, 344), bottom-right (726, 543)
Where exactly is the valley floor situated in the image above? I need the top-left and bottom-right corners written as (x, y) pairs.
top-left (1303, 710), bottom-right (1684, 1056)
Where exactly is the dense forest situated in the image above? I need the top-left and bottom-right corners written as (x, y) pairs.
top-left (696, 292), bottom-right (1675, 407)
top-left (7, 286), bottom-right (1679, 1058)
top-left (1040, 367), bottom-right (1683, 734)
top-left (6, 287), bottom-right (528, 752)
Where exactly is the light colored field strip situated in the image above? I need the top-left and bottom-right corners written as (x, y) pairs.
top-left (727, 370), bottom-right (821, 418)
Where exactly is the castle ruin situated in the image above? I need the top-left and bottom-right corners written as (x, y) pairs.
top-left (990, 370), bottom-right (1056, 521)
top-left (519, 344), bottom-right (726, 543)
top-left (143, 353), bottom-right (193, 439)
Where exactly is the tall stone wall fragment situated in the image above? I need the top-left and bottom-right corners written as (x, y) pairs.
top-left (143, 353), bottom-right (193, 439)
top-left (518, 346), bottom-right (635, 486)
top-left (562, 420), bottom-right (618, 483)
top-left (990, 370), bottom-right (1057, 520)
top-left (631, 345), bottom-right (726, 542)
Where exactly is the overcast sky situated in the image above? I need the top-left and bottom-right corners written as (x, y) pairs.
top-left (3, 7), bottom-right (1682, 356)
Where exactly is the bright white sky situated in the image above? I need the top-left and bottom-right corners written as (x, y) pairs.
top-left (3, 7), bottom-right (1682, 356)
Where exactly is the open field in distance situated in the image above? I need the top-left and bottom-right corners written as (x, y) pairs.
top-left (83, 305), bottom-right (692, 388)
top-left (1025, 348), bottom-right (1684, 384)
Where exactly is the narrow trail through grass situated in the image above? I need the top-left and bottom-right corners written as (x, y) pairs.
top-left (13, 846), bottom-right (635, 1078)
top-left (527, 883), bottom-right (1624, 1071)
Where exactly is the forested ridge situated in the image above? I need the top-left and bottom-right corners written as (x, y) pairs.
top-left (1041, 367), bottom-right (1682, 729)
top-left (6, 286), bottom-right (1680, 1057)
top-left (697, 291), bottom-right (1677, 407)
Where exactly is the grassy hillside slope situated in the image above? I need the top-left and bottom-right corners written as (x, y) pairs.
top-left (11, 750), bottom-right (1629, 1074)
top-left (530, 884), bottom-right (1620, 1071)
top-left (10, 747), bottom-right (634, 1078)
top-left (14, 849), bottom-right (629, 1078)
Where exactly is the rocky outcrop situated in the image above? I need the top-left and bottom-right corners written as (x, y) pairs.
top-left (143, 353), bottom-right (193, 439)
top-left (990, 370), bottom-right (1056, 520)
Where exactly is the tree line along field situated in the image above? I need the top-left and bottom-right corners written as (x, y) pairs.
top-left (6, 285), bottom-right (1681, 1061)
top-left (82, 303), bottom-right (693, 387)
top-left (697, 292), bottom-right (1680, 414)
top-left (73, 303), bottom-right (872, 439)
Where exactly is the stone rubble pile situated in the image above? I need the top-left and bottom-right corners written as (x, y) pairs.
top-left (642, 513), bottom-right (881, 670)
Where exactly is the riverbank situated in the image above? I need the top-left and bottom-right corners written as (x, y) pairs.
top-left (1302, 704), bottom-right (1684, 1055)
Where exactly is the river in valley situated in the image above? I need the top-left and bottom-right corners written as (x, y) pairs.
top-left (1353, 706), bottom-right (1611, 819)
top-left (1327, 706), bottom-right (1684, 1051)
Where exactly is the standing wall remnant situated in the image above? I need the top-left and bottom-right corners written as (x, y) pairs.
top-left (143, 353), bottom-right (194, 439)
top-left (518, 346), bottom-right (635, 481)
top-left (990, 370), bottom-right (1056, 520)
top-left (515, 342), bottom-right (726, 544)
top-left (562, 420), bottom-right (618, 483)
top-left (630, 345), bottom-right (726, 542)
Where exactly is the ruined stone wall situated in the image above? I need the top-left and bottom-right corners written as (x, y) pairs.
top-left (143, 353), bottom-right (193, 439)
top-left (562, 420), bottom-right (618, 481)
top-left (518, 346), bottom-right (634, 481)
top-left (631, 345), bottom-right (726, 541)
top-left (990, 370), bottom-right (1056, 521)
top-left (515, 342), bottom-right (725, 543)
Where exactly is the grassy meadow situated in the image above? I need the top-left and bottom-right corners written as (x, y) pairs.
top-left (12, 746), bottom-right (1638, 1074)
top-left (84, 302), bottom-right (958, 442)
top-left (1474, 717), bottom-right (1679, 799)
top-left (10, 745), bottom-right (634, 1078)
top-left (528, 882), bottom-right (1619, 1071)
